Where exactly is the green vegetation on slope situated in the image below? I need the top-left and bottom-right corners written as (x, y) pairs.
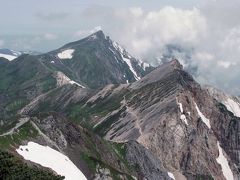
top-left (68, 94), bottom-right (123, 129)
top-left (5, 99), bottom-right (28, 114)
top-left (0, 150), bottom-right (64, 180)
top-left (0, 121), bottom-right (38, 150)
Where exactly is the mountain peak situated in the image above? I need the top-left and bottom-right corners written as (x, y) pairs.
top-left (169, 59), bottom-right (183, 70)
top-left (88, 30), bottom-right (106, 40)
top-left (130, 59), bottom-right (185, 89)
top-left (92, 29), bottom-right (104, 36)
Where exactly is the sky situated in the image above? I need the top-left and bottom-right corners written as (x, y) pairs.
top-left (1, 0), bottom-right (240, 95)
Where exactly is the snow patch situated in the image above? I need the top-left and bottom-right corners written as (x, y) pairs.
top-left (194, 102), bottom-right (211, 129)
top-left (216, 141), bottom-right (234, 180)
top-left (69, 80), bottom-right (85, 88)
top-left (168, 172), bottom-right (175, 180)
top-left (223, 98), bottom-right (240, 117)
top-left (112, 41), bottom-right (141, 80)
top-left (142, 62), bottom-right (150, 70)
top-left (109, 47), bottom-right (116, 55)
top-left (122, 56), bottom-right (141, 80)
top-left (206, 86), bottom-right (240, 118)
top-left (57, 49), bottom-right (75, 59)
top-left (16, 142), bottom-right (87, 180)
top-left (177, 98), bottom-right (188, 125)
top-left (180, 114), bottom-right (188, 125)
top-left (11, 50), bottom-right (22, 56)
top-left (0, 53), bottom-right (17, 61)
top-left (55, 71), bottom-right (85, 88)
top-left (112, 41), bottom-right (125, 54)
top-left (137, 58), bottom-right (150, 71)
top-left (177, 101), bottom-right (183, 113)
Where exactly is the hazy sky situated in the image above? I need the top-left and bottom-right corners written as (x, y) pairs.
top-left (0, 0), bottom-right (204, 51)
top-left (1, 0), bottom-right (240, 95)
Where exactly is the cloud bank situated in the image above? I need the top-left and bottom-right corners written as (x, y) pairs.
top-left (80, 2), bottom-right (239, 95)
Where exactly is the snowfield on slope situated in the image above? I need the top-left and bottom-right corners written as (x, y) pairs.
top-left (224, 98), bottom-right (240, 117)
top-left (194, 102), bottom-right (211, 129)
top-left (167, 172), bottom-right (175, 180)
top-left (122, 56), bottom-right (141, 80)
top-left (216, 141), bottom-right (234, 180)
top-left (55, 71), bottom-right (85, 88)
top-left (112, 41), bottom-right (141, 80)
top-left (0, 53), bottom-right (17, 60)
top-left (57, 49), bottom-right (75, 59)
top-left (177, 98), bottom-right (188, 125)
top-left (16, 142), bottom-right (87, 180)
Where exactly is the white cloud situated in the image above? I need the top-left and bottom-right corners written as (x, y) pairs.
top-left (217, 61), bottom-right (232, 69)
top-left (142, 7), bottom-right (206, 44)
top-left (74, 26), bottom-right (102, 38)
top-left (90, 4), bottom-right (239, 94)
top-left (104, 6), bottom-right (206, 59)
top-left (129, 7), bottom-right (143, 17)
top-left (43, 33), bottom-right (58, 40)
top-left (90, 26), bottom-right (102, 33)
top-left (193, 52), bottom-right (214, 61)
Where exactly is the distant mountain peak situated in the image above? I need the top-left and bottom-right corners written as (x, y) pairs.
top-left (86, 30), bottom-right (106, 41)
top-left (43, 30), bottom-right (150, 89)
top-left (0, 48), bottom-right (22, 61)
top-left (92, 29), bottom-right (105, 36)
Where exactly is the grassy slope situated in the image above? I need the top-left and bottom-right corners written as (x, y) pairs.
top-left (0, 121), bottom-right (38, 150)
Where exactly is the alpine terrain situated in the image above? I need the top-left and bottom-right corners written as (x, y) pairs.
top-left (0, 30), bottom-right (239, 180)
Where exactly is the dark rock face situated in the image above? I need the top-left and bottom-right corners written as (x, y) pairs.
top-left (125, 141), bottom-right (171, 180)
top-left (30, 113), bottom-right (136, 179)
top-left (194, 87), bottom-right (240, 178)
top-left (92, 60), bottom-right (239, 180)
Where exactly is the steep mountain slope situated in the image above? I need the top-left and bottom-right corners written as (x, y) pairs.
top-left (38, 30), bottom-right (151, 89)
top-left (97, 60), bottom-right (240, 180)
top-left (206, 86), bottom-right (240, 118)
top-left (0, 31), bottom-right (158, 179)
top-left (15, 59), bottom-right (240, 179)
top-left (0, 30), bottom-right (150, 136)
top-left (0, 54), bottom-right (59, 125)
top-left (0, 31), bottom-right (239, 179)
top-left (93, 60), bottom-right (239, 180)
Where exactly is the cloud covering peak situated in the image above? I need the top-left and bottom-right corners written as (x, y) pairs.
top-left (84, 3), bottom-right (239, 95)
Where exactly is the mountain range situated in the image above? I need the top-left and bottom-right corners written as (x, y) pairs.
top-left (0, 30), bottom-right (239, 180)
